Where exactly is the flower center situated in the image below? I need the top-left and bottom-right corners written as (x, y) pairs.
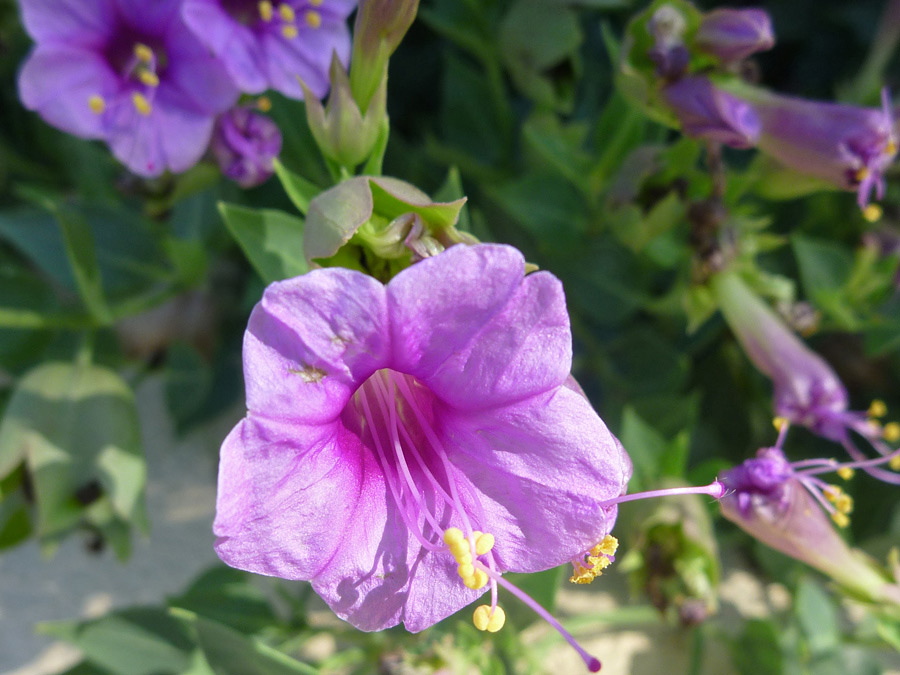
top-left (222, 0), bottom-right (323, 37)
top-left (90, 35), bottom-right (167, 118)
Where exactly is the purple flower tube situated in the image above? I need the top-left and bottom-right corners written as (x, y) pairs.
top-left (662, 76), bottom-right (761, 148)
top-left (720, 431), bottom-right (900, 606)
top-left (695, 8), bottom-right (774, 63)
top-left (711, 271), bottom-right (900, 483)
top-left (18, 0), bottom-right (239, 177)
top-left (752, 89), bottom-right (898, 207)
top-left (211, 105), bottom-right (283, 188)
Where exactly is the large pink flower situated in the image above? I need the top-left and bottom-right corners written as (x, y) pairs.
top-left (214, 244), bottom-right (632, 634)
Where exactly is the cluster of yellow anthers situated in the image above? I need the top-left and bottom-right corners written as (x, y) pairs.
top-left (259, 0), bottom-right (323, 38)
top-left (569, 535), bottom-right (618, 585)
top-left (824, 484), bottom-right (854, 528)
top-left (868, 400), bottom-right (900, 470)
top-left (442, 527), bottom-right (504, 632)
top-left (89, 43), bottom-right (159, 118)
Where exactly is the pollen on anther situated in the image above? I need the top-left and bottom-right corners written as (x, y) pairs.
top-left (278, 4), bottom-right (296, 21)
top-left (258, 1), bottom-right (274, 20)
top-left (869, 400), bottom-right (888, 418)
top-left (134, 43), bottom-right (154, 64)
top-left (305, 9), bottom-right (322, 28)
top-left (772, 417), bottom-right (788, 432)
top-left (131, 92), bottom-right (152, 116)
top-left (863, 204), bottom-right (883, 223)
top-left (473, 604), bottom-right (506, 632)
top-left (282, 24), bottom-right (299, 38)
top-left (256, 96), bottom-right (272, 112)
top-left (88, 95), bottom-right (106, 114)
top-left (855, 167), bottom-right (871, 182)
top-left (836, 466), bottom-right (854, 480)
top-left (458, 563), bottom-right (474, 579)
top-left (139, 70), bottom-right (160, 87)
top-left (309, 0), bottom-right (323, 5)
top-left (831, 511), bottom-right (850, 528)
top-left (463, 570), bottom-right (488, 590)
top-left (475, 533), bottom-right (495, 556)
top-left (884, 422), bottom-right (900, 443)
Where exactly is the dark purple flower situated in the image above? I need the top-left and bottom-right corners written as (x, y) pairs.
top-left (720, 435), bottom-right (900, 606)
top-left (695, 8), bottom-right (774, 63)
top-left (712, 271), bottom-right (900, 483)
top-left (662, 76), bottom-right (761, 148)
top-left (211, 105), bottom-right (282, 187)
top-left (753, 89), bottom-right (898, 207)
top-left (18, 0), bottom-right (239, 177)
top-left (181, 0), bottom-right (356, 99)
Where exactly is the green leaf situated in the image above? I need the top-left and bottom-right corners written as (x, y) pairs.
top-left (273, 160), bottom-right (322, 216)
top-left (54, 207), bottom-right (113, 324)
top-left (40, 608), bottom-right (195, 675)
top-left (164, 343), bottom-right (214, 435)
top-left (795, 579), bottom-right (840, 657)
top-left (0, 362), bottom-right (146, 544)
top-left (219, 203), bottom-right (308, 284)
top-left (732, 620), bottom-right (783, 675)
top-left (172, 609), bottom-right (319, 675)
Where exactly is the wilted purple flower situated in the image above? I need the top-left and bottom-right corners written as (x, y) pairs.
top-left (695, 8), bottom-right (774, 63)
top-left (753, 89), bottom-right (898, 207)
top-left (647, 5), bottom-right (690, 80)
top-left (181, 0), bottom-right (356, 99)
top-left (712, 271), bottom-right (900, 483)
top-left (211, 105), bottom-right (282, 188)
top-left (215, 243), bottom-right (727, 670)
top-left (18, 0), bottom-right (239, 177)
top-left (720, 434), bottom-right (900, 606)
top-left (662, 76), bottom-right (761, 148)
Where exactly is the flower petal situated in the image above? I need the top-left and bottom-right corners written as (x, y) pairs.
top-left (439, 386), bottom-right (631, 571)
top-left (262, 20), bottom-right (351, 99)
top-left (388, 244), bottom-right (571, 410)
top-left (20, 0), bottom-right (116, 47)
top-left (112, 0), bottom-right (180, 33)
top-left (244, 268), bottom-right (390, 424)
top-left (18, 47), bottom-right (119, 140)
top-left (181, 0), bottom-right (270, 94)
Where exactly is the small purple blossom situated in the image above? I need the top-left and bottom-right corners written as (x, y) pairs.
top-left (720, 433), bottom-right (900, 606)
top-left (18, 0), bottom-right (239, 177)
top-left (181, 0), bottom-right (357, 99)
top-left (712, 271), bottom-right (900, 483)
top-left (753, 89), bottom-right (898, 207)
top-left (647, 5), bottom-right (689, 80)
top-left (694, 8), bottom-right (774, 63)
top-left (211, 105), bottom-right (282, 188)
top-left (662, 76), bottom-right (761, 148)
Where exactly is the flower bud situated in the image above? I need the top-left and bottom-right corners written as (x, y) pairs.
top-left (647, 5), bottom-right (690, 79)
top-left (211, 106), bottom-right (282, 188)
top-left (302, 54), bottom-right (387, 169)
top-left (349, 0), bottom-right (419, 111)
top-left (694, 9), bottom-right (774, 63)
top-left (304, 176), bottom-right (474, 278)
top-left (662, 76), bottom-right (761, 148)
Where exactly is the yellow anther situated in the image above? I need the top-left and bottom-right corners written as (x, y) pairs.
top-left (449, 539), bottom-right (470, 559)
top-left (278, 3), bottom-right (296, 21)
top-left (463, 569), bottom-right (488, 590)
top-left (831, 511), bottom-right (850, 528)
top-left (457, 563), bottom-right (474, 579)
top-left (835, 494), bottom-right (853, 514)
top-left (863, 204), bottom-right (883, 223)
top-left (456, 551), bottom-right (472, 566)
top-left (824, 485), bottom-right (842, 502)
top-left (134, 43), bottom-right (154, 63)
top-left (888, 139), bottom-right (898, 155)
top-left (891, 454), bottom-right (900, 471)
top-left (305, 9), bottom-right (322, 28)
top-left (256, 96), bottom-right (272, 112)
top-left (475, 533), bottom-right (495, 556)
top-left (884, 422), bottom-right (900, 443)
top-left (138, 70), bottom-right (160, 87)
top-left (443, 528), bottom-right (464, 545)
top-left (282, 24), bottom-right (299, 38)
top-left (258, 1), bottom-right (274, 20)
top-left (773, 417), bottom-right (788, 432)
top-left (597, 534), bottom-right (618, 556)
top-left (855, 167), bottom-right (871, 182)
top-left (869, 400), bottom-right (888, 418)
top-left (309, 0), bottom-right (323, 5)
top-left (88, 95), bottom-right (106, 114)
top-left (131, 92), bottom-right (152, 116)
top-left (473, 605), bottom-right (506, 632)
top-left (837, 466), bottom-right (855, 480)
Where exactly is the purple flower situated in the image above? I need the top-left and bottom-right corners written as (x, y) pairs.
top-left (211, 105), bottom-right (282, 188)
top-left (215, 242), bottom-right (730, 670)
top-left (711, 271), bottom-right (900, 483)
top-left (662, 76), bottom-right (761, 148)
top-left (18, 0), bottom-right (239, 177)
top-left (695, 9), bottom-right (774, 63)
top-left (181, 0), bottom-right (356, 99)
top-left (720, 437), bottom-right (900, 606)
top-left (646, 5), bottom-right (690, 80)
top-left (753, 89), bottom-right (898, 207)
